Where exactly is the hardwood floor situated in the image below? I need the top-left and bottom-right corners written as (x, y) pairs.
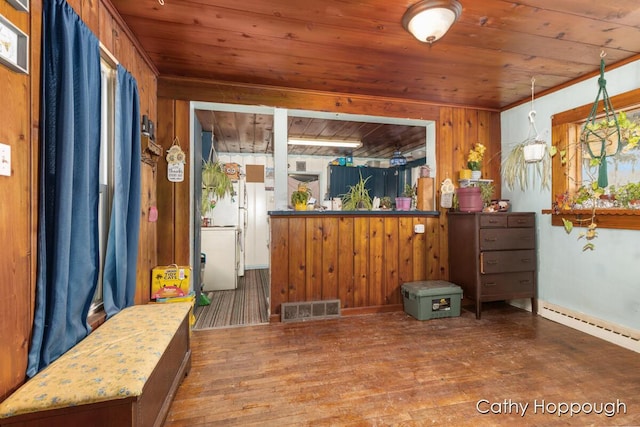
top-left (165, 303), bottom-right (640, 426)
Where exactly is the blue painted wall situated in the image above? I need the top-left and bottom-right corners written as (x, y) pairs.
top-left (501, 60), bottom-right (640, 331)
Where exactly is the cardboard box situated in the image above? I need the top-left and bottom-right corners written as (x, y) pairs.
top-left (151, 265), bottom-right (191, 300)
top-left (401, 280), bottom-right (462, 320)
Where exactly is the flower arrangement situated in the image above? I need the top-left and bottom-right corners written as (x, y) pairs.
top-left (467, 142), bottom-right (486, 171)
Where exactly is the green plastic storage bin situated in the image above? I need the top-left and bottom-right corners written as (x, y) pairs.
top-left (401, 280), bottom-right (462, 320)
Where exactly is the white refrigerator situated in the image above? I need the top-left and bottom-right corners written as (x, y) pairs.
top-left (201, 227), bottom-right (240, 291)
top-left (207, 178), bottom-right (246, 276)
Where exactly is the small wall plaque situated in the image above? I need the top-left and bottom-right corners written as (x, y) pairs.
top-left (0, 13), bottom-right (28, 73)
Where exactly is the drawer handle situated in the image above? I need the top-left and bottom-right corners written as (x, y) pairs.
top-left (516, 219), bottom-right (527, 224)
top-left (484, 282), bottom-right (497, 287)
top-left (486, 260), bottom-right (498, 265)
top-left (483, 237), bottom-right (498, 242)
top-left (519, 279), bottom-right (531, 284)
top-left (488, 219), bottom-right (499, 224)
top-left (521, 258), bottom-right (531, 263)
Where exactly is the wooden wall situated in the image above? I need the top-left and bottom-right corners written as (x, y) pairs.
top-left (157, 79), bottom-right (502, 309)
top-left (0, 0), bottom-right (158, 400)
top-left (269, 214), bottom-right (439, 320)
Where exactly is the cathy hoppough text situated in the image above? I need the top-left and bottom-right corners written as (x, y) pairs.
top-left (476, 399), bottom-right (627, 418)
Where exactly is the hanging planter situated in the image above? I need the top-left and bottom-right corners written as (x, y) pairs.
top-left (501, 78), bottom-right (552, 191)
top-left (523, 140), bottom-right (546, 163)
top-left (579, 52), bottom-right (620, 189)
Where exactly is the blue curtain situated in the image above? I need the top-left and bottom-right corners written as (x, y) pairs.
top-left (28, 0), bottom-right (101, 377)
top-left (102, 65), bottom-right (141, 318)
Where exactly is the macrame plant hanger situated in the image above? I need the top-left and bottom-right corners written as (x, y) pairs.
top-left (580, 51), bottom-right (621, 188)
top-left (523, 77), bottom-right (546, 163)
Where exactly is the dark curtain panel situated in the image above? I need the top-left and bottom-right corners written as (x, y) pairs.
top-left (102, 65), bottom-right (141, 317)
top-left (28, 0), bottom-right (101, 377)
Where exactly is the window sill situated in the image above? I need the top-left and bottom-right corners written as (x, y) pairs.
top-left (542, 209), bottom-right (640, 230)
top-left (88, 309), bottom-right (107, 330)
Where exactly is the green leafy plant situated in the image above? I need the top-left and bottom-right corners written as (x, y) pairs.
top-left (291, 188), bottom-right (311, 206)
top-left (479, 182), bottom-right (495, 206)
top-left (402, 183), bottom-right (416, 199)
top-left (562, 182), bottom-right (604, 251)
top-left (613, 182), bottom-right (640, 207)
top-left (502, 141), bottom-right (555, 191)
top-left (380, 196), bottom-right (392, 209)
top-left (201, 160), bottom-right (233, 216)
top-left (341, 172), bottom-right (372, 211)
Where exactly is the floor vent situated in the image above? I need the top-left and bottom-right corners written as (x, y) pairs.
top-left (281, 299), bottom-right (341, 323)
top-left (539, 300), bottom-right (640, 353)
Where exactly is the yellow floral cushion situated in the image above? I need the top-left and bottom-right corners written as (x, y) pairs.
top-left (0, 302), bottom-right (192, 418)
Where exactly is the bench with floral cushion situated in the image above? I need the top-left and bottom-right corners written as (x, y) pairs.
top-left (0, 302), bottom-right (192, 427)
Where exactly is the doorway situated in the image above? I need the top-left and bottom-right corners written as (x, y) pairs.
top-left (189, 102), bottom-right (435, 329)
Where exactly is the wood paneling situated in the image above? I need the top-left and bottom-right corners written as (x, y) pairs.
top-left (154, 100), bottom-right (192, 267)
top-left (0, 0), bottom-right (37, 401)
top-left (159, 84), bottom-right (500, 317)
top-left (160, 76), bottom-right (441, 121)
top-left (113, 0), bottom-right (640, 111)
top-left (269, 214), bottom-right (440, 319)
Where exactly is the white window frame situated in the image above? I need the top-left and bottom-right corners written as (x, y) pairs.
top-left (90, 53), bottom-right (116, 315)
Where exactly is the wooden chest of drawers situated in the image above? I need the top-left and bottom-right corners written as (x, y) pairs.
top-left (448, 212), bottom-right (537, 319)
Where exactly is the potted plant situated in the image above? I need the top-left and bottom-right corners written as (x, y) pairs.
top-left (291, 187), bottom-right (311, 211)
top-left (380, 196), bottom-right (393, 210)
top-left (502, 140), bottom-right (554, 191)
top-left (395, 183), bottom-right (415, 211)
top-left (467, 142), bottom-right (486, 180)
top-left (479, 181), bottom-right (495, 208)
top-left (341, 172), bottom-right (372, 211)
top-left (614, 182), bottom-right (640, 208)
top-left (201, 159), bottom-right (234, 219)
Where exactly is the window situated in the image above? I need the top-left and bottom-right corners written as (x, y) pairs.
top-left (90, 56), bottom-right (116, 314)
top-left (549, 88), bottom-right (640, 230)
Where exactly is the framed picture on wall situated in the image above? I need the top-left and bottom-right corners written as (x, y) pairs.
top-left (0, 13), bottom-right (28, 73)
top-left (6, 0), bottom-right (29, 12)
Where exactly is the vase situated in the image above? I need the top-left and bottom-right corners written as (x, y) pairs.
top-left (460, 169), bottom-right (472, 180)
top-left (456, 187), bottom-right (483, 212)
top-left (471, 170), bottom-right (482, 180)
top-left (395, 197), bottom-right (412, 211)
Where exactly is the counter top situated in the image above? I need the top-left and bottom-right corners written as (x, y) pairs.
top-left (268, 210), bottom-right (440, 217)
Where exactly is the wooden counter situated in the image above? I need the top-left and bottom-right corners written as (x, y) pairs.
top-left (268, 210), bottom-right (441, 321)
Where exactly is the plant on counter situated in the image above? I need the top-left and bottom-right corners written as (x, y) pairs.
top-left (379, 196), bottom-right (393, 209)
top-left (341, 172), bottom-right (372, 211)
top-left (291, 187), bottom-right (311, 210)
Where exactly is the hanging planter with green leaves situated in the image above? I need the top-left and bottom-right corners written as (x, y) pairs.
top-left (201, 132), bottom-right (234, 217)
top-left (579, 52), bottom-right (621, 189)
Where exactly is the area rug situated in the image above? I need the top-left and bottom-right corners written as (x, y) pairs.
top-left (194, 268), bottom-right (269, 330)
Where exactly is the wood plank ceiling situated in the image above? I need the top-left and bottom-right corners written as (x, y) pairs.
top-left (112, 0), bottom-right (640, 157)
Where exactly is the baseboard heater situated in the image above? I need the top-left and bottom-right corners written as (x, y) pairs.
top-left (281, 299), bottom-right (341, 323)
top-left (538, 300), bottom-right (640, 353)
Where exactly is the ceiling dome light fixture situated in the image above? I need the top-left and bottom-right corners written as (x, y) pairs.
top-left (402, 0), bottom-right (462, 44)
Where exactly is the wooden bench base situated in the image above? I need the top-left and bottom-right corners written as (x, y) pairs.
top-left (0, 305), bottom-right (191, 427)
